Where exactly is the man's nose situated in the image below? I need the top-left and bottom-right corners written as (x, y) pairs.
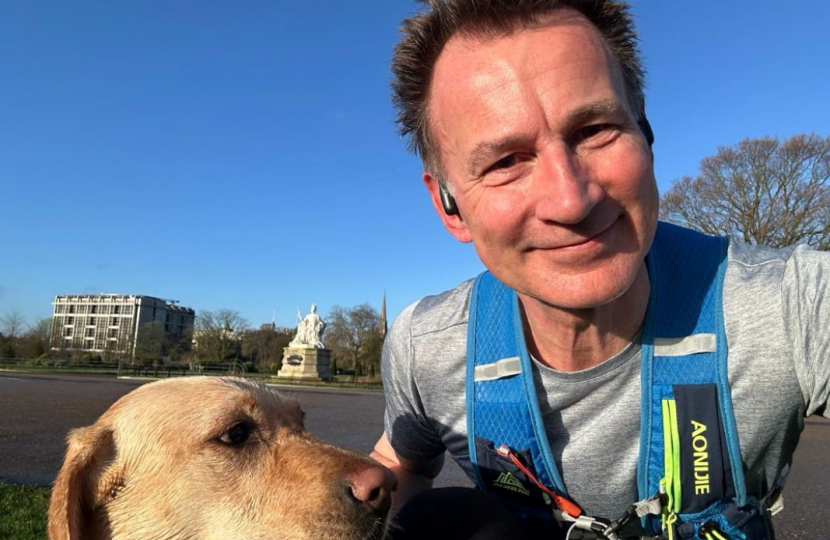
top-left (532, 147), bottom-right (604, 224)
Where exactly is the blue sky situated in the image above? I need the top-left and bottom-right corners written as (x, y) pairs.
top-left (2, 1), bottom-right (828, 330)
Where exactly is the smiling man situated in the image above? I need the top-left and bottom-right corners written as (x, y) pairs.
top-left (425, 8), bottom-right (657, 370)
top-left (371, 1), bottom-right (830, 539)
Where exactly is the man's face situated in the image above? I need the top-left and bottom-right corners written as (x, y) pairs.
top-left (425, 10), bottom-right (658, 310)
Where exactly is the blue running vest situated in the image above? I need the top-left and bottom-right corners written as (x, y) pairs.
top-left (466, 222), bottom-right (773, 539)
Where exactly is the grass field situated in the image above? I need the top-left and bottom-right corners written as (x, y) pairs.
top-left (0, 482), bottom-right (49, 540)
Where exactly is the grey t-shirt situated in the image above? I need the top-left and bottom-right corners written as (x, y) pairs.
top-left (382, 241), bottom-right (830, 520)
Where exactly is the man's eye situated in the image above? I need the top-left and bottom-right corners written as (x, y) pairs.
top-left (576, 124), bottom-right (611, 141)
top-left (492, 155), bottom-right (517, 170)
top-left (219, 422), bottom-right (251, 445)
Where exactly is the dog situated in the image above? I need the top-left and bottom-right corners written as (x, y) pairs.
top-left (48, 376), bottom-right (396, 540)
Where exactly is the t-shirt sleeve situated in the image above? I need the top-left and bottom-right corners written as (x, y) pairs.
top-left (381, 302), bottom-right (447, 461)
top-left (783, 245), bottom-right (830, 418)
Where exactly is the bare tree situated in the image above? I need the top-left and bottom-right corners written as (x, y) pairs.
top-left (165, 326), bottom-right (194, 364)
top-left (241, 326), bottom-right (294, 373)
top-left (17, 318), bottom-right (52, 359)
top-left (661, 133), bottom-right (830, 249)
top-left (195, 309), bottom-right (249, 364)
top-left (0, 311), bottom-right (27, 339)
top-left (27, 317), bottom-right (52, 340)
top-left (325, 304), bottom-right (382, 377)
top-left (0, 311), bottom-right (27, 359)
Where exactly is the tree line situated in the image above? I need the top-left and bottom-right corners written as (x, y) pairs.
top-left (1, 303), bottom-right (385, 379)
top-left (0, 311), bottom-right (51, 361)
top-left (189, 303), bottom-right (385, 377)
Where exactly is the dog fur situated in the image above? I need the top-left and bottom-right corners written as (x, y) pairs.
top-left (47, 376), bottom-right (394, 540)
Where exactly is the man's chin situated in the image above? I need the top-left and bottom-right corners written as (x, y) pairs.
top-left (515, 263), bottom-right (645, 311)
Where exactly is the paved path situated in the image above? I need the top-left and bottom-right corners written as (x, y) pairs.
top-left (1, 371), bottom-right (827, 537)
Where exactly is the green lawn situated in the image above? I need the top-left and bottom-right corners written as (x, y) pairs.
top-left (0, 482), bottom-right (50, 540)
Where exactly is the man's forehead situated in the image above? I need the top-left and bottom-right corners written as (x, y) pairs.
top-left (427, 7), bottom-right (627, 164)
top-left (428, 6), bottom-right (620, 124)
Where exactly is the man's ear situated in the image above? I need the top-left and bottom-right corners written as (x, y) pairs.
top-left (635, 101), bottom-right (655, 161)
top-left (423, 172), bottom-right (473, 243)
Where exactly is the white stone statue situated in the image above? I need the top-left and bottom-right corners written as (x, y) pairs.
top-left (289, 304), bottom-right (326, 349)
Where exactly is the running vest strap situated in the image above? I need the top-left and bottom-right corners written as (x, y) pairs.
top-left (466, 222), bottom-right (773, 539)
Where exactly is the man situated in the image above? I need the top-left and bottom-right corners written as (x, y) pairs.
top-left (371, 1), bottom-right (829, 539)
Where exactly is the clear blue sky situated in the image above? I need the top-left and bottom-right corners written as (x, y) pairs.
top-left (2, 1), bottom-right (828, 330)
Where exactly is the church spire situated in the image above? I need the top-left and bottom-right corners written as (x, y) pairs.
top-left (378, 291), bottom-right (387, 339)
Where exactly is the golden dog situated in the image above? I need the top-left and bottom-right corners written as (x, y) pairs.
top-left (48, 376), bottom-right (395, 540)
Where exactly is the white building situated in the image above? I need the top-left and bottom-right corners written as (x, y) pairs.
top-left (50, 294), bottom-right (195, 358)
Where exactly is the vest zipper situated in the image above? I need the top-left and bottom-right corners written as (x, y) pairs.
top-left (661, 398), bottom-right (682, 539)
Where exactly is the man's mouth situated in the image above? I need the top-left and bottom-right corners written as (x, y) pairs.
top-left (532, 219), bottom-right (617, 251)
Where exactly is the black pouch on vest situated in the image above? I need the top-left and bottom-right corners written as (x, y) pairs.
top-left (674, 384), bottom-right (735, 513)
top-left (474, 437), bottom-right (551, 510)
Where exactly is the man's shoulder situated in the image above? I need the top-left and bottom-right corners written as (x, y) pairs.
top-left (727, 238), bottom-right (795, 268)
top-left (723, 239), bottom-right (829, 316)
top-left (394, 279), bottom-right (474, 339)
top-left (726, 238), bottom-right (829, 277)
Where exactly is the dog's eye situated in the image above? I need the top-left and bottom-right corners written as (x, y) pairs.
top-left (219, 422), bottom-right (251, 445)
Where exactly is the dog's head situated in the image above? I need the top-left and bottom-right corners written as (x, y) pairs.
top-left (48, 377), bottom-right (395, 540)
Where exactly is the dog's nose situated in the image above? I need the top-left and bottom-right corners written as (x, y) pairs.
top-left (344, 464), bottom-right (397, 513)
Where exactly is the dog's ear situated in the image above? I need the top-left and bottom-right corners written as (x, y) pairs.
top-left (48, 424), bottom-right (120, 540)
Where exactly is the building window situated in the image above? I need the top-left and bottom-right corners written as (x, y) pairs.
top-left (114, 306), bottom-right (121, 314)
top-left (69, 305), bottom-right (76, 314)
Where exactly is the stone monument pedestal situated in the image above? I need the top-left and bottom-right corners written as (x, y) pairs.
top-left (277, 347), bottom-right (332, 381)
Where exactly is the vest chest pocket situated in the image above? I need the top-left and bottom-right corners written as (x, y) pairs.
top-left (474, 437), bottom-right (553, 511)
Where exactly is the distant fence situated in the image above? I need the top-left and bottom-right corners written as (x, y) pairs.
top-left (0, 357), bottom-right (121, 374)
top-left (0, 357), bottom-right (381, 388)
top-left (0, 357), bottom-right (247, 377)
top-left (121, 361), bottom-right (248, 378)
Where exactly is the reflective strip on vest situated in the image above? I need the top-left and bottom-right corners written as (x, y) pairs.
top-left (474, 357), bottom-right (521, 381)
top-left (653, 334), bottom-right (717, 356)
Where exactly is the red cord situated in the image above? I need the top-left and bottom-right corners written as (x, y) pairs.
top-left (498, 446), bottom-right (583, 518)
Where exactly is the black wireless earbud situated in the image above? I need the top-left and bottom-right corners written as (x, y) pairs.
top-left (637, 115), bottom-right (655, 146)
top-left (439, 183), bottom-right (459, 216)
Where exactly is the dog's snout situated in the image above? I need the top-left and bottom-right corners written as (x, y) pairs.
top-left (344, 464), bottom-right (396, 513)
